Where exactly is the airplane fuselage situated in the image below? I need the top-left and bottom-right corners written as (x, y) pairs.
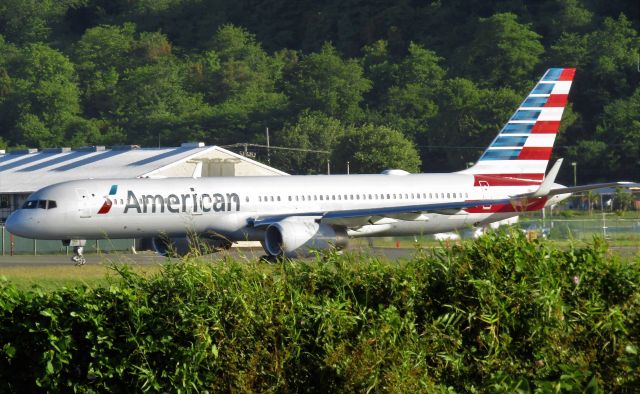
top-left (5, 173), bottom-right (563, 242)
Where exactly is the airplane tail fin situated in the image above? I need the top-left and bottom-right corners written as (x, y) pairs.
top-left (459, 68), bottom-right (575, 183)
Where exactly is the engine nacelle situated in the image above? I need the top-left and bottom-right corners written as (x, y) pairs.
top-left (264, 218), bottom-right (348, 257)
top-left (146, 235), bottom-right (232, 257)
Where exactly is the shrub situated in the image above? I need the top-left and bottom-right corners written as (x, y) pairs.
top-left (1, 230), bottom-right (638, 391)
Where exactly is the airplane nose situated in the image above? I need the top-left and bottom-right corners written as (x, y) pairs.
top-left (5, 211), bottom-right (31, 238)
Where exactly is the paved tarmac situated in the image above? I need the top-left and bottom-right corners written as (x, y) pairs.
top-left (0, 245), bottom-right (635, 268)
top-left (0, 246), bottom-right (417, 267)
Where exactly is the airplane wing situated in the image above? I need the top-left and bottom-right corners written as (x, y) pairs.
top-left (249, 198), bottom-right (512, 229)
top-left (249, 159), bottom-right (638, 229)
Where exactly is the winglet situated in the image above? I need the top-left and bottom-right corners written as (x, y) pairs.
top-left (531, 159), bottom-right (563, 197)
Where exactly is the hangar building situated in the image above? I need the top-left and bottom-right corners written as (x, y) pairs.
top-left (0, 142), bottom-right (286, 223)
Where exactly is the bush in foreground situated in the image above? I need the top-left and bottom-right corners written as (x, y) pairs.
top-left (1, 230), bottom-right (639, 392)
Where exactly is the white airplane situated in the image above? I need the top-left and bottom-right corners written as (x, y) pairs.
top-left (5, 68), bottom-right (636, 263)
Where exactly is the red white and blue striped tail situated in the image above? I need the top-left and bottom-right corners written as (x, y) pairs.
top-left (459, 68), bottom-right (575, 184)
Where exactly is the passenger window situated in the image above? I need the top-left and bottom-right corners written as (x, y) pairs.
top-left (277, 196), bottom-right (281, 201)
top-left (447, 193), bottom-right (450, 198)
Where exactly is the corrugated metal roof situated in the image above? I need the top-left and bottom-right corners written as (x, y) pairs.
top-left (0, 145), bottom-right (286, 193)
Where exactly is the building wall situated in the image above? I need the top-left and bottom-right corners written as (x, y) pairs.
top-left (0, 193), bottom-right (29, 223)
top-left (151, 149), bottom-right (285, 178)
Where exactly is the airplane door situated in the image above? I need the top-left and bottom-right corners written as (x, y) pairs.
top-left (76, 188), bottom-right (91, 218)
top-left (479, 181), bottom-right (491, 210)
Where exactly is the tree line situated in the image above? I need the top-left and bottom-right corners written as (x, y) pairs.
top-left (0, 0), bottom-right (638, 182)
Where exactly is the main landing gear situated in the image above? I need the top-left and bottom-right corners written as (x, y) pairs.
top-left (72, 246), bottom-right (86, 266)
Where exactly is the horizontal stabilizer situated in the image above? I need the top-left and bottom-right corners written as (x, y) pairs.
top-left (547, 182), bottom-right (640, 196)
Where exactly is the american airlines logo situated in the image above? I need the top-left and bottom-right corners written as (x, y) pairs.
top-left (98, 185), bottom-right (241, 215)
top-left (97, 185), bottom-right (117, 214)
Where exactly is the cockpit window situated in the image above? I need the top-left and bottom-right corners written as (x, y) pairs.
top-left (22, 200), bottom-right (37, 209)
top-left (21, 200), bottom-right (57, 209)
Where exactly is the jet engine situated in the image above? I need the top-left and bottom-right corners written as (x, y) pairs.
top-left (263, 218), bottom-right (348, 257)
top-left (146, 234), bottom-right (232, 257)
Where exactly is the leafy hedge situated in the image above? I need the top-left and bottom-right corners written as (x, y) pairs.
top-left (1, 231), bottom-right (639, 392)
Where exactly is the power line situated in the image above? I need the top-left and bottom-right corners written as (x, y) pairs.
top-left (221, 143), bottom-right (330, 154)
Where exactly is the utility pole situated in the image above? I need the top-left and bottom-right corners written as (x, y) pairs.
top-left (266, 127), bottom-right (271, 165)
top-left (571, 162), bottom-right (577, 186)
top-left (327, 159), bottom-right (330, 175)
top-left (346, 161), bottom-right (350, 175)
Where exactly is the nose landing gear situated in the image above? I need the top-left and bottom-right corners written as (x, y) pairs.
top-left (63, 239), bottom-right (87, 266)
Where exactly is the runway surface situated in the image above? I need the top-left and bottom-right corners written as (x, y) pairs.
top-left (0, 245), bottom-right (636, 268)
top-left (0, 246), bottom-right (416, 267)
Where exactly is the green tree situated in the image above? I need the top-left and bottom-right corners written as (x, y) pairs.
top-left (74, 23), bottom-right (138, 118)
top-left (272, 111), bottom-right (343, 174)
top-left (565, 140), bottom-right (609, 182)
top-left (459, 13), bottom-right (544, 90)
top-left (613, 187), bottom-right (634, 212)
top-left (285, 42), bottom-right (371, 122)
top-left (534, 0), bottom-right (593, 39)
top-left (360, 40), bottom-right (398, 108)
top-left (0, 0), bottom-right (76, 44)
top-left (379, 43), bottom-right (445, 141)
top-left (2, 43), bottom-right (83, 148)
top-left (594, 87), bottom-right (640, 178)
top-left (425, 78), bottom-right (521, 171)
top-left (194, 25), bottom-right (288, 144)
top-left (117, 60), bottom-right (210, 146)
top-left (332, 124), bottom-right (421, 173)
top-left (578, 15), bottom-right (639, 116)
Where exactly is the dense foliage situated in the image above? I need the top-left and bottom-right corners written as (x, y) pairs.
top-left (0, 1), bottom-right (639, 179)
top-left (1, 231), bottom-right (639, 392)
